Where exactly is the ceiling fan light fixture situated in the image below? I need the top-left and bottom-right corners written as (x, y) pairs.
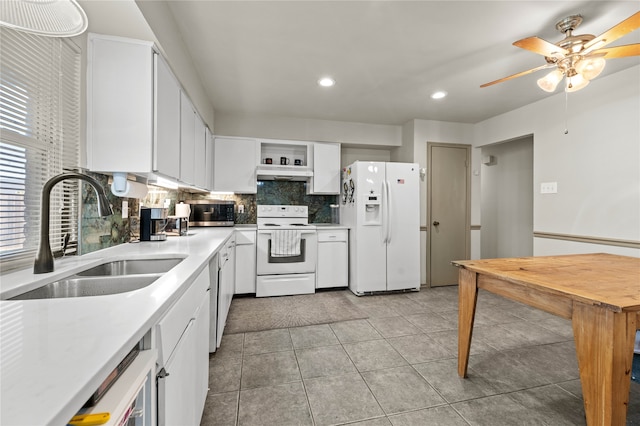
top-left (565, 73), bottom-right (589, 92)
top-left (0, 0), bottom-right (88, 37)
top-left (537, 69), bottom-right (564, 92)
top-left (575, 57), bottom-right (606, 80)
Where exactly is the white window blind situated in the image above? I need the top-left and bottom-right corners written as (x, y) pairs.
top-left (0, 28), bottom-right (81, 272)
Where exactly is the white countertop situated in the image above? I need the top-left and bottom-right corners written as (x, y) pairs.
top-left (0, 228), bottom-right (233, 426)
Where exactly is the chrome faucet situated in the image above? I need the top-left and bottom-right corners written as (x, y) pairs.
top-left (34, 172), bottom-right (113, 274)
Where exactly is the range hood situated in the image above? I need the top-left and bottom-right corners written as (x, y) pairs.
top-left (256, 165), bottom-right (313, 181)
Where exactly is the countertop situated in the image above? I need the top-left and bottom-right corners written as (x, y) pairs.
top-left (0, 228), bottom-right (234, 426)
top-left (313, 223), bottom-right (350, 230)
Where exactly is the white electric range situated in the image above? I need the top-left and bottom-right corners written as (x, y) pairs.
top-left (256, 205), bottom-right (317, 297)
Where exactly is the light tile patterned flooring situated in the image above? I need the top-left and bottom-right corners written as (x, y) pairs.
top-left (200, 286), bottom-right (640, 425)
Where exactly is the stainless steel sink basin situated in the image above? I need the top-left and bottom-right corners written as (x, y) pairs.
top-left (10, 275), bottom-right (162, 300)
top-left (75, 258), bottom-right (183, 276)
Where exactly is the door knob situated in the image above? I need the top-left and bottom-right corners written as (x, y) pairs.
top-left (433, 221), bottom-right (440, 226)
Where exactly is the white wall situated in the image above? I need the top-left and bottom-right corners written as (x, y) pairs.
top-left (405, 119), bottom-right (477, 283)
top-left (214, 111), bottom-right (402, 147)
top-left (481, 136), bottom-right (533, 258)
top-left (474, 65), bottom-right (640, 257)
top-left (341, 147), bottom-right (391, 168)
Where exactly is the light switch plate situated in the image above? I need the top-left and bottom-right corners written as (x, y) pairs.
top-left (540, 182), bottom-right (558, 194)
top-left (122, 200), bottom-right (128, 218)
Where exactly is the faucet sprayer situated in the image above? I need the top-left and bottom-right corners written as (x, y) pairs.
top-left (34, 172), bottom-right (113, 274)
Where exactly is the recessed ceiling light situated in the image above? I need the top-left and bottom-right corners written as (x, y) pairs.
top-left (318, 77), bottom-right (335, 87)
top-left (431, 91), bottom-right (447, 99)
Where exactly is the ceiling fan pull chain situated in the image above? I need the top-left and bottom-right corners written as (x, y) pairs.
top-left (564, 89), bottom-right (569, 135)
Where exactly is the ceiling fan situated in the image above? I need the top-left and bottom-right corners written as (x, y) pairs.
top-left (481, 11), bottom-right (640, 92)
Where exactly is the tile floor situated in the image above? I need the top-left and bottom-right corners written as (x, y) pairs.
top-left (200, 286), bottom-right (640, 425)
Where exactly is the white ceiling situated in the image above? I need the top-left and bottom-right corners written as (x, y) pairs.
top-left (163, 1), bottom-right (640, 125)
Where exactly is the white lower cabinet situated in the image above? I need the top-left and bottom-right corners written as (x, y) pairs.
top-left (317, 229), bottom-right (349, 288)
top-left (156, 266), bottom-right (210, 426)
top-left (235, 229), bottom-right (256, 294)
top-left (217, 235), bottom-right (236, 348)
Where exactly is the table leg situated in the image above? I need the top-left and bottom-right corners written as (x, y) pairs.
top-left (572, 302), bottom-right (636, 425)
top-left (458, 268), bottom-right (478, 378)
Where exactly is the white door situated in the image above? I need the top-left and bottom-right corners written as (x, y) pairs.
top-left (385, 163), bottom-right (421, 291)
top-left (428, 144), bottom-right (470, 287)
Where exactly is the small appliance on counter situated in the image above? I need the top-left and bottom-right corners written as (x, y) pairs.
top-left (165, 216), bottom-right (189, 236)
top-left (140, 207), bottom-right (168, 241)
top-left (185, 199), bottom-right (235, 227)
top-left (166, 202), bottom-right (190, 236)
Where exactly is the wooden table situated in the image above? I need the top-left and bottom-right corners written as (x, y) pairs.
top-left (453, 253), bottom-right (640, 426)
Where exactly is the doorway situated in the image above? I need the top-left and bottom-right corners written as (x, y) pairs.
top-left (481, 136), bottom-right (533, 258)
top-left (427, 143), bottom-right (471, 287)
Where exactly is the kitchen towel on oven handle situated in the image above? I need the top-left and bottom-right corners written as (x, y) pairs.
top-left (271, 229), bottom-right (302, 257)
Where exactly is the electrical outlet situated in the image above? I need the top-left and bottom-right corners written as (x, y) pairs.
top-left (540, 182), bottom-right (558, 194)
top-left (238, 204), bottom-right (245, 214)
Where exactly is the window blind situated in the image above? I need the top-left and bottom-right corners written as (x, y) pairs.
top-left (0, 28), bottom-right (81, 272)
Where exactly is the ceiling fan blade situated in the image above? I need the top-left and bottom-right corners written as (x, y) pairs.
top-left (480, 63), bottom-right (554, 88)
top-left (583, 11), bottom-right (640, 53)
top-left (513, 36), bottom-right (568, 58)
top-left (591, 43), bottom-right (640, 58)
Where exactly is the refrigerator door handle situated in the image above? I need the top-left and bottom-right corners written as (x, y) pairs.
top-left (381, 180), bottom-right (387, 243)
top-left (385, 180), bottom-right (392, 244)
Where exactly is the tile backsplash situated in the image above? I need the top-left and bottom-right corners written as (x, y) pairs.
top-left (80, 175), bottom-right (337, 255)
top-left (256, 181), bottom-right (337, 223)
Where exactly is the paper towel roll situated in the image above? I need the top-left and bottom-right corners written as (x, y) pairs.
top-left (110, 174), bottom-right (149, 199)
top-left (175, 202), bottom-right (191, 218)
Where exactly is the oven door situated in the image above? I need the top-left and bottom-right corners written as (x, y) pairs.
top-left (256, 230), bottom-right (317, 275)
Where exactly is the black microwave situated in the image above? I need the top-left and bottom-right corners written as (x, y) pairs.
top-left (185, 200), bottom-right (235, 227)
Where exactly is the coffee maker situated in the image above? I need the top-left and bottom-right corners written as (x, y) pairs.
top-left (140, 207), bottom-right (168, 241)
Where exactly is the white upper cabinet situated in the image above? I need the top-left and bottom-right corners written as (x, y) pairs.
top-left (309, 142), bottom-right (341, 194)
top-left (154, 54), bottom-right (181, 179)
top-left (213, 137), bottom-right (258, 193)
top-left (205, 128), bottom-right (214, 190)
top-left (87, 33), bottom-right (209, 189)
top-left (180, 92), bottom-right (196, 185)
top-left (194, 114), bottom-right (207, 189)
top-left (87, 34), bottom-right (155, 173)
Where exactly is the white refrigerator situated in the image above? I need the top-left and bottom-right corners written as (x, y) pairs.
top-left (341, 161), bottom-right (420, 295)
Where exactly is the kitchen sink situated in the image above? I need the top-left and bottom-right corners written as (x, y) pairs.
top-left (10, 275), bottom-right (162, 300)
top-left (75, 258), bottom-right (184, 276)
